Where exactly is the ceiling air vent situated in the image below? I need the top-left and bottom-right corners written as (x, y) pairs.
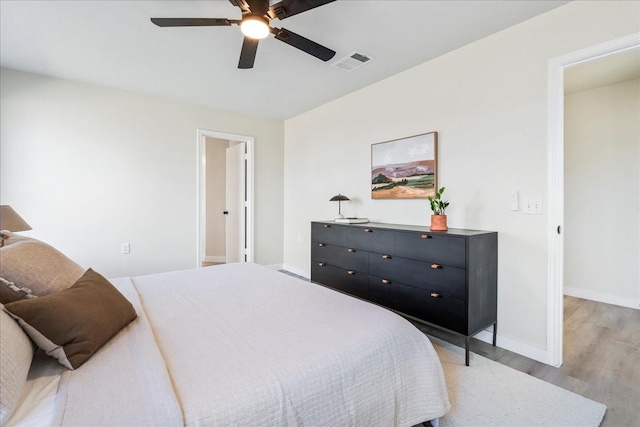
top-left (332, 51), bottom-right (374, 72)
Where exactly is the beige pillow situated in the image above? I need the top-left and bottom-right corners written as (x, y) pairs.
top-left (0, 304), bottom-right (35, 425)
top-left (0, 232), bottom-right (84, 296)
top-left (4, 269), bottom-right (137, 370)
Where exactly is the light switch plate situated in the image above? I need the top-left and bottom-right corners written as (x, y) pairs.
top-left (524, 198), bottom-right (542, 214)
top-left (510, 190), bottom-right (519, 211)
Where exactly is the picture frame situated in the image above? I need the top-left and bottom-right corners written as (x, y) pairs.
top-left (371, 131), bottom-right (438, 199)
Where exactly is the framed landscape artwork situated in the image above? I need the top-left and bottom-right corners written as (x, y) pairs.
top-left (371, 132), bottom-right (438, 199)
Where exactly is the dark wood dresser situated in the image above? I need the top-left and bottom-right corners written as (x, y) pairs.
top-left (310, 221), bottom-right (498, 365)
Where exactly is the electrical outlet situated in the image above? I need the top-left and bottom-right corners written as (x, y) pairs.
top-left (121, 243), bottom-right (130, 254)
top-left (524, 198), bottom-right (542, 214)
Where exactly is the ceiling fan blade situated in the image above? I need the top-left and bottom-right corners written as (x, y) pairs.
top-left (228, 0), bottom-right (251, 13)
top-left (230, 0), bottom-right (269, 16)
top-left (150, 18), bottom-right (237, 27)
top-left (238, 37), bottom-right (259, 69)
top-left (272, 27), bottom-right (335, 62)
top-left (269, 0), bottom-right (335, 20)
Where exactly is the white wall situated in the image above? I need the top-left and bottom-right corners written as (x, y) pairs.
top-left (0, 68), bottom-right (284, 277)
top-left (204, 137), bottom-right (228, 261)
top-left (283, 1), bottom-right (640, 360)
top-left (564, 79), bottom-right (640, 308)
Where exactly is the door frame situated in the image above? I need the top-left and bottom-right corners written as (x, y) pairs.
top-left (546, 32), bottom-right (639, 367)
top-left (197, 129), bottom-right (254, 266)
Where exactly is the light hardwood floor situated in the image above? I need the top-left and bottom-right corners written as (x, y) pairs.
top-left (202, 262), bottom-right (223, 267)
top-left (414, 296), bottom-right (640, 427)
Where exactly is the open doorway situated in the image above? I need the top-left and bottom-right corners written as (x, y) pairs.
top-left (547, 33), bottom-right (639, 367)
top-left (197, 130), bottom-right (254, 267)
top-left (563, 50), bottom-right (639, 307)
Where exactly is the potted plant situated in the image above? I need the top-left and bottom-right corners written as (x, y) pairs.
top-left (427, 186), bottom-right (449, 231)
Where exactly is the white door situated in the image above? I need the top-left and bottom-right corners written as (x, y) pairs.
top-left (225, 143), bottom-right (246, 263)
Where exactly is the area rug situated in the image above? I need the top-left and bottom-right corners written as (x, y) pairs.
top-left (431, 338), bottom-right (606, 427)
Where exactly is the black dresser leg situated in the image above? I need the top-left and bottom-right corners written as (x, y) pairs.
top-left (493, 322), bottom-right (497, 347)
top-left (465, 336), bottom-right (470, 366)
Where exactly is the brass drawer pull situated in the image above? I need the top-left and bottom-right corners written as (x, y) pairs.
top-left (364, 228), bottom-right (373, 233)
top-left (323, 224), bottom-right (331, 228)
top-left (347, 270), bottom-right (355, 275)
top-left (347, 248), bottom-right (355, 253)
top-left (431, 264), bottom-right (442, 269)
top-left (421, 234), bottom-right (432, 239)
top-left (430, 292), bottom-right (441, 298)
top-left (382, 255), bottom-right (392, 259)
top-left (381, 279), bottom-right (391, 284)
top-left (318, 243), bottom-right (325, 247)
top-left (318, 262), bottom-right (326, 267)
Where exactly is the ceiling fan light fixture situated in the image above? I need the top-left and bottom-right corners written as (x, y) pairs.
top-left (240, 15), bottom-right (270, 40)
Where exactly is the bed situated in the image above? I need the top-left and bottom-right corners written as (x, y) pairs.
top-left (2, 255), bottom-right (450, 426)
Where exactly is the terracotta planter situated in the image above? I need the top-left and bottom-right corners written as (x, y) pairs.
top-left (430, 215), bottom-right (448, 231)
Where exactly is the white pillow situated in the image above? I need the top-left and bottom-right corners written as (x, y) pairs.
top-left (0, 304), bottom-right (35, 425)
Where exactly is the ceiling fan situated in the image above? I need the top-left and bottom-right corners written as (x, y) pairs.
top-left (151, 0), bottom-right (336, 69)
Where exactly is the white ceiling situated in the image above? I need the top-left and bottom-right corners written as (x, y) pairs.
top-left (0, 0), bottom-right (570, 120)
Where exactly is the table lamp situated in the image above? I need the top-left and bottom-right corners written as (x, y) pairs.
top-left (329, 194), bottom-right (350, 219)
top-left (0, 205), bottom-right (32, 247)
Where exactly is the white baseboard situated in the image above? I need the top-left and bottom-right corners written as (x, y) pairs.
top-left (264, 264), bottom-right (284, 270)
top-left (203, 256), bottom-right (226, 263)
top-left (281, 264), bottom-right (310, 279)
top-left (564, 287), bottom-right (639, 310)
top-left (474, 328), bottom-right (550, 365)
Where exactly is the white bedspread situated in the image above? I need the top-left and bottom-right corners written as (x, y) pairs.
top-left (11, 263), bottom-right (449, 426)
top-left (133, 263), bottom-right (450, 426)
top-left (51, 277), bottom-right (184, 426)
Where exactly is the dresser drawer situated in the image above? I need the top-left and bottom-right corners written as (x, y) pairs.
top-left (311, 263), bottom-right (368, 299)
top-left (311, 243), bottom-right (369, 272)
top-left (369, 277), bottom-right (466, 334)
top-left (369, 253), bottom-right (466, 299)
top-left (311, 222), bottom-right (348, 247)
top-left (347, 226), bottom-right (395, 254)
top-left (395, 231), bottom-right (466, 268)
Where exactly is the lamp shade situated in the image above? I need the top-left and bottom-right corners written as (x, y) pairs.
top-left (329, 194), bottom-right (350, 202)
top-left (0, 205), bottom-right (32, 232)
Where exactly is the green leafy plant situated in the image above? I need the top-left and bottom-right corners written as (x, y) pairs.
top-left (427, 186), bottom-right (449, 215)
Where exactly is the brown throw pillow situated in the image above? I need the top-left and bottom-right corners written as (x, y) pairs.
top-left (0, 232), bottom-right (85, 296)
top-left (3, 269), bottom-right (137, 370)
top-left (0, 277), bottom-right (37, 304)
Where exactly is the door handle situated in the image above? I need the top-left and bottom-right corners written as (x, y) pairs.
top-left (223, 211), bottom-right (229, 215)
